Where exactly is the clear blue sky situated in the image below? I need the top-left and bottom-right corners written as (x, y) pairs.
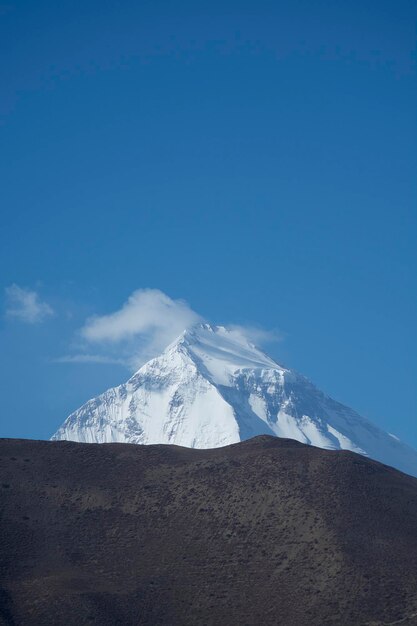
top-left (1, 0), bottom-right (416, 447)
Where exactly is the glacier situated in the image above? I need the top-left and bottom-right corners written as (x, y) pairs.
top-left (52, 323), bottom-right (417, 477)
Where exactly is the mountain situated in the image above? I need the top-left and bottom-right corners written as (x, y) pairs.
top-left (52, 323), bottom-right (417, 477)
top-left (1, 436), bottom-right (417, 625)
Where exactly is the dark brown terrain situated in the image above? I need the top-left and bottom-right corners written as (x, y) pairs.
top-left (1, 436), bottom-right (417, 626)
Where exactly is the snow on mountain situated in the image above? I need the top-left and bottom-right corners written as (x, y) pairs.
top-left (51, 323), bottom-right (417, 477)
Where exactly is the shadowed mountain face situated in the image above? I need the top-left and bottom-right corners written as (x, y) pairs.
top-left (1, 437), bottom-right (417, 626)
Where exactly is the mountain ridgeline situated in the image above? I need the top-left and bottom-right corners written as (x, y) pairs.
top-left (52, 324), bottom-right (417, 477)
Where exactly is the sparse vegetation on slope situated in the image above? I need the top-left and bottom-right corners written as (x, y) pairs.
top-left (1, 436), bottom-right (417, 625)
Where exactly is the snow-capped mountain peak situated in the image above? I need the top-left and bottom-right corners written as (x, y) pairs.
top-left (52, 323), bottom-right (417, 477)
top-left (170, 323), bottom-right (283, 386)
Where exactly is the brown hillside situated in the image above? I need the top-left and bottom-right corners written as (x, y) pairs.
top-left (1, 436), bottom-right (417, 625)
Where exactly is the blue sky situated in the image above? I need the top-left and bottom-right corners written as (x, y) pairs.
top-left (1, 0), bottom-right (416, 447)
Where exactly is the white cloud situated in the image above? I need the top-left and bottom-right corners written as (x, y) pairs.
top-left (81, 289), bottom-right (200, 343)
top-left (228, 324), bottom-right (283, 346)
top-left (77, 288), bottom-right (201, 369)
top-left (5, 284), bottom-right (54, 324)
top-left (52, 354), bottom-right (125, 365)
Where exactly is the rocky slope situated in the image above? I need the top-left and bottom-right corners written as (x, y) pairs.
top-left (1, 436), bottom-right (417, 625)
